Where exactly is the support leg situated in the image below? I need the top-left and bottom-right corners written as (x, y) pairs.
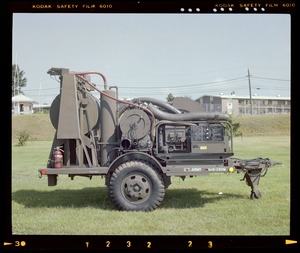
top-left (243, 169), bottom-right (262, 199)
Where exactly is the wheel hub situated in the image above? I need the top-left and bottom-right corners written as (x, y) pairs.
top-left (122, 173), bottom-right (151, 202)
top-left (132, 183), bottom-right (141, 192)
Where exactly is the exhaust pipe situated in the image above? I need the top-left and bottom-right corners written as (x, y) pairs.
top-left (147, 103), bottom-right (229, 121)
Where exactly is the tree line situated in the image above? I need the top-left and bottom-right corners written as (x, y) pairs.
top-left (12, 64), bottom-right (27, 96)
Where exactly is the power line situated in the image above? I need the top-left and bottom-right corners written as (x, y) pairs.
top-left (118, 77), bottom-right (247, 89)
top-left (20, 73), bottom-right (290, 103)
top-left (23, 87), bottom-right (58, 92)
top-left (252, 76), bottom-right (290, 82)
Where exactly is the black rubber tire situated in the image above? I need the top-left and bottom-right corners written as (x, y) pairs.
top-left (108, 160), bottom-right (165, 211)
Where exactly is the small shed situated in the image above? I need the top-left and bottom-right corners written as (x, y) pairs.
top-left (12, 94), bottom-right (35, 115)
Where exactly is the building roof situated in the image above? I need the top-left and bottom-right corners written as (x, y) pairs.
top-left (33, 104), bottom-right (51, 109)
top-left (12, 94), bottom-right (35, 103)
top-left (197, 94), bottom-right (290, 101)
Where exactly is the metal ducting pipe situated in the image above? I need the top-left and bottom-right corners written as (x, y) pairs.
top-left (100, 90), bottom-right (117, 166)
top-left (147, 103), bottom-right (229, 121)
top-left (133, 97), bottom-right (181, 114)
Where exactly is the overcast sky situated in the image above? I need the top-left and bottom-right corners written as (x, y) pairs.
top-left (12, 13), bottom-right (291, 104)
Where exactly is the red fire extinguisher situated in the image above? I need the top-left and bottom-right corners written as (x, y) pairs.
top-left (53, 146), bottom-right (64, 168)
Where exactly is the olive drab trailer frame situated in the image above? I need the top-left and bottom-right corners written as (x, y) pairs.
top-left (38, 68), bottom-right (281, 211)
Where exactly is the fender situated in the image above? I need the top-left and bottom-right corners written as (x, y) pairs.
top-left (108, 151), bottom-right (164, 173)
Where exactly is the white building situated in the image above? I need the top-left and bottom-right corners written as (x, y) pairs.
top-left (195, 95), bottom-right (290, 115)
top-left (12, 94), bottom-right (36, 115)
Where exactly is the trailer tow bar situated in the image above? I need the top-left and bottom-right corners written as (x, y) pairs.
top-left (233, 158), bottom-right (282, 199)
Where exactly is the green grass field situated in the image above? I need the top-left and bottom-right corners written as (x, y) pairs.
top-left (11, 113), bottom-right (290, 236)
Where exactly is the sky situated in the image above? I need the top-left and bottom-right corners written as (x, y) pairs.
top-left (12, 12), bottom-right (291, 105)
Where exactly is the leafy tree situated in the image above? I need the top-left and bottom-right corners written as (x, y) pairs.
top-left (166, 93), bottom-right (174, 102)
top-left (226, 115), bottom-right (243, 137)
top-left (12, 64), bottom-right (27, 96)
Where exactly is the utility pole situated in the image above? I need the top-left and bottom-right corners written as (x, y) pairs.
top-left (247, 68), bottom-right (253, 115)
top-left (39, 77), bottom-right (42, 112)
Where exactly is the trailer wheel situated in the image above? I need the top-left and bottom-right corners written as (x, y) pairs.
top-left (108, 160), bottom-right (165, 211)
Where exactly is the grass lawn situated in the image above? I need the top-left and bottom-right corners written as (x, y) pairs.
top-left (8, 113), bottom-right (292, 250)
top-left (11, 135), bottom-right (290, 236)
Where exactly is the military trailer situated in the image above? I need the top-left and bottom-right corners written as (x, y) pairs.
top-left (38, 67), bottom-right (279, 211)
